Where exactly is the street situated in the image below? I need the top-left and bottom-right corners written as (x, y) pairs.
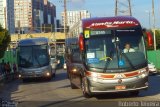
top-left (0, 69), bottom-right (160, 107)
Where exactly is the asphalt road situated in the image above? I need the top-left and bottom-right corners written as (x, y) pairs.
top-left (0, 69), bottom-right (160, 107)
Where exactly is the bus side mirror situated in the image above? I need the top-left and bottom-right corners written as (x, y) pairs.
top-left (79, 34), bottom-right (84, 51)
top-left (146, 31), bottom-right (153, 47)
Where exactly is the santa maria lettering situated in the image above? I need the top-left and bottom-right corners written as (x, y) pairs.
top-left (88, 21), bottom-right (138, 28)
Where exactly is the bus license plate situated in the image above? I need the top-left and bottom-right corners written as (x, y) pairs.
top-left (115, 85), bottom-right (126, 90)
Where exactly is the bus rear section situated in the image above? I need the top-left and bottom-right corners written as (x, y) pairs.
top-left (18, 38), bottom-right (55, 81)
top-left (66, 16), bottom-right (149, 98)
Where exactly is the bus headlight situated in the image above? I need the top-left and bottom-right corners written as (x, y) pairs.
top-left (91, 73), bottom-right (99, 82)
top-left (18, 74), bottom-right (22, 78)
top-left (44, 70), bottom-right (51, 77)
top-left (46, 72), bottom-right (50, 76)
top-left (139, 68), bottom-right (148, 78)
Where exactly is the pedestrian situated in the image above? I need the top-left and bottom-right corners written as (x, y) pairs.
top-left (13, 63), bottom-right (17, 73)
top-left (0, 63), bottom-right (2, 75)
top-left (1, 60), bottom-right (5, 75)
top-left (4, 62), bottom-right (11, 82)
top-left (13, 63), bottom-right (17, 79)
top-left (5, 62), bottom-right (11, 74)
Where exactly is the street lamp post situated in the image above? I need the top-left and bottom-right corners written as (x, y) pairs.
top-left (152, 0), bottom-right (156, 50)
top-left (64, 0), bottom-right (67, 39)
top-left (145, 10), bottom-right (151, 29)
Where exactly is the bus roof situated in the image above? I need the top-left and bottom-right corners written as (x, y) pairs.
top-left (18, 37), bottom-right (49, 46)
top-left (82, 16), bottom-right (141, 29)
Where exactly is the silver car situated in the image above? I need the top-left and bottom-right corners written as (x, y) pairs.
top-left (148, 62), bottom-right (157, 75)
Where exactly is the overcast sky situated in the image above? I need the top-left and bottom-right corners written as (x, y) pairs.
top-left (51, 0), bottom-right (160, 29)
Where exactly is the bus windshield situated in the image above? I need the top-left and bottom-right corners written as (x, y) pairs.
top-left (19, 45), bottom-right (49, 68)
top-left (85, 28), bottom-right (147, 73)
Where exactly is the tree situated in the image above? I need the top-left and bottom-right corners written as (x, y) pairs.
top-left (0, 24), bottom-right (11, 58)
top-left (155, 30), bottom-right (160, 49)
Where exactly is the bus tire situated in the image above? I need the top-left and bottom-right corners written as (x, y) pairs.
top-left (81, 77), bottom-right (92, 98)
top-left (130, 91), bottom-right (139, 96)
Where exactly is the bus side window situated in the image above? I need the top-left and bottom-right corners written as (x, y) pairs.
top-left (71, 44), bottom-right (82, 63)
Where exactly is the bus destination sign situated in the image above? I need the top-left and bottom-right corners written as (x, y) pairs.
top-left (90, 30), bottom-right (111, 36)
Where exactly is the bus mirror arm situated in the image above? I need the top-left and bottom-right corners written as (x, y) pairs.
top-left (79, 34), bottom-right (84, 52)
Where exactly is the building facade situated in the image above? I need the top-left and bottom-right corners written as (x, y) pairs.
top-left (61, 10), bottom-right (91, 28)
top-left (0, 0), bottom-right (15, 34)
top-left (14, 0), bottom-right (33, 34)
top-left (43, 0), bottom-right (56, 32)
top-left (14, 0), bottom-right (56, 34)
top-left (7, 0), bottom-right (15, 34)
top-left (0, 0), bottom-right (7, 29)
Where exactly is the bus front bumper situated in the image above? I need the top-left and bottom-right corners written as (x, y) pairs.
top-left (87, 76), bottom-right (148, 93)
top-left (19, 71), bottom-right (52, 79)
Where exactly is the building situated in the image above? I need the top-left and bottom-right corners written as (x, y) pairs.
top-left (43, 0), bottom-right (56, 32)
top-left (32, 0), bottom-right (45, 32)
top-left (14, 0), bottom-right (33, 34)
top-left (61, 10), bottom-right (91, 29)
top-left (14, 0), bottom-right (56, 34)
top-left (7, 0), bottom-right (15, 34)
top-left (0, 0), bottom-right (15, 34)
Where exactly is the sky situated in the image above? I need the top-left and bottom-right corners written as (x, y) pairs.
top-left (51, 0), bottom-right (160, 29)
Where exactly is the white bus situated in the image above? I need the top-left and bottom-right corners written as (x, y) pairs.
top-left (18, 37), bottom-right (58, 82)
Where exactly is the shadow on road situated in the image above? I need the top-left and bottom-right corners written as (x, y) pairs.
top-left (19, 70), bottom-right (68, 85)
top-left (53, 70), bottom-right (68, 82)
top-left (0, 80), bottom-right (19, 101)
top-left (140, 75), bottom-right (160, 97)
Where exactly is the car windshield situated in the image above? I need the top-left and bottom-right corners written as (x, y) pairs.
top-left (18, 45), bottom-right (49, 68)
top-left (85, 28), bottom-right (147, 73)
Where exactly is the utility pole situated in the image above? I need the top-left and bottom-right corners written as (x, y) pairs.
top-left (128, 0), bottom-right (132, 16)
top-left (152, 0), bottom-right (156, 50)
top-left (152, 0), bottom-right (155, 29)
top-left (64, 0), bottom-right (67, 39)
top-left (4, 7), bottom-right (7, 29)
top-left (115, 0), bottom-right (132, 16)
top-left (148, 11), bottom-right (151, 29)
top-left (115, 0), bottom-right (118, 16)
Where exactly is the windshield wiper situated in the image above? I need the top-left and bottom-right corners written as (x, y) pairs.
top-left (35, 55), bottom-right (42, 67)
top-left (121, 52), bottom-right (135, 70)
top-left (102, 59), bottom-right (112, 73)
top-left (102, 51), bottom-right (114, 72)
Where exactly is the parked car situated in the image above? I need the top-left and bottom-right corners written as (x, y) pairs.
top-left (148, 61), bottom-right (157, 75)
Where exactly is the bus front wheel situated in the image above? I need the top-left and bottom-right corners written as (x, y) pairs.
top-left (81, 77), bottom-right (92, 98)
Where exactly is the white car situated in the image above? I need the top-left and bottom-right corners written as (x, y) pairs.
top-left (148, 62), bottom-right (157, 75)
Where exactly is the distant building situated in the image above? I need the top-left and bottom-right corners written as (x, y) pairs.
top-left (56, 19), bottom-right (61, 32)
top-left (14, 0), bottom-right (33, 34)
top-left (32, 0), bottom-right (44, 32)
top-left (61, 10), bottom-right (91, 28)
top-left (43, 0), bottom-right (56, 32)
top-left (14, 0), bottom-right (56, 34)
top-left (0, 0), bottom-right (15, 34)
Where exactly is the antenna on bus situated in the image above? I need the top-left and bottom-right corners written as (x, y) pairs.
top-left (115, 0), bottom-right (132, 16)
